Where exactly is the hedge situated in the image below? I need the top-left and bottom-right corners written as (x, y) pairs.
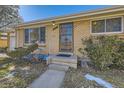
top-left (7, 43), bottom-right (38, 59)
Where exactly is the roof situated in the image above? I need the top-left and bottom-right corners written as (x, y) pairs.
top-left (18, 5), bottom-right (124, 27)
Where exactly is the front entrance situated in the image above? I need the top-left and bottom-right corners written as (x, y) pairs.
top-left (59, 23), bottom-right (73, 53)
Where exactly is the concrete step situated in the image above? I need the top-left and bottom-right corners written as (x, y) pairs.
top-left (51, 61), bottom-right (77, 68)
top-left (47, 55), bottom-right (77, 68)
top-left (48, 64), bottom-right (69, 71)
top-left (51, 57), bottom-right (77, 64)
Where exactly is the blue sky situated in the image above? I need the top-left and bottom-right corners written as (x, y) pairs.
top-left (19, 5), bottom-right (110, 22)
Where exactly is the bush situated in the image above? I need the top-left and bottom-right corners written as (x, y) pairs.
top-left (7, 48), bottom-right (27, 59)
top-left (7, 43), bottom-right (38, 59)
top-left (26, 43), bottom-right (38, 53)
top-left (113, 40), bottom-right (124, 68)
top-left (0, 47), bottom-right (8, 53)
top-left (79, 36), bottom-right (124, 70)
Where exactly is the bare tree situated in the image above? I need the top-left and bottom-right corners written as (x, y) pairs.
top-left (0, 5), bottom-right (23, 32)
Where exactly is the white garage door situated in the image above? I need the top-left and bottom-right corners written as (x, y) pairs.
top-left (10, 36), bottom-right (16, 51)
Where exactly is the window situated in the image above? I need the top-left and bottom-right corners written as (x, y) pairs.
top-left (39, 27), bottom-right (45, 43)
top-left (91, 17), bottom-right (122, 33)
top-left (24, 27), bottom-right (46, 44)
top-left (106, 17), bottom-right (122, 32)
top-left (30, 28), bottom-right (39, 43)
top-left (24, 29), bottom-right (29, 43)
top-left (92, 20), bottom-right (105, 33)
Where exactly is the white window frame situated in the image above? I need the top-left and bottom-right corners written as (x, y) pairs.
top-left (24, 29), bottom-right (30, 45)
top-left (90, 16), bottom-right (123, 35)
top-left (24, 27), bottom-right (46, 45)
top-left (39, 27), bottom-right (46, 44)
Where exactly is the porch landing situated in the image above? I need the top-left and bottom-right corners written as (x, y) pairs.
top-left (47, 54), bottom-right (77, 68)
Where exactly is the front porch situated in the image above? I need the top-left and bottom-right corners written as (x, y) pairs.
top-left (32, 47), bottom-right (78, 68)
top-left (47, 54), bottom-right (77, 68)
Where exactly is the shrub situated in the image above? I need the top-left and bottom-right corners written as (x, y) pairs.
top-left (26, 43), bottom-right (38, 53)
top-left (79, 36), bottom-right (124, 70)
top-left (7, 43), bottom-right (38, 59)
top-left (0, 47), bottom-right (8, 53)
top-left (7, 48), bottom-right (27, 59)
top-left (113, 40), bottom-right (124, 68)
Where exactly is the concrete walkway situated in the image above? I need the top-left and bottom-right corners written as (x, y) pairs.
top-left (29, 64), bottom-right (69, 88)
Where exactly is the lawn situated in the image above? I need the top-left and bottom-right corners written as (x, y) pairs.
top-left (61, 67), bottom-right (103, 88)
top-left (0, 57), bottom-right (5, 60)
top-left (62, 67), bottom-right (124, 88)
top-left (0, 55), bottom-right (124, 88)
top-left (0, 58), bottom-right (47, 88)
top-left (91, 69), bottom-right (124, 88)
top-left (0, 57), bottom-right (124, 88)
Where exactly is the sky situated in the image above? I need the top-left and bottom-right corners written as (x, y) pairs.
top-left (19, 5), bottom-right (110, 22)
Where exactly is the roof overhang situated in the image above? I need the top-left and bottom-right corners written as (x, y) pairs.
top-left (17, 6), bottom-right (124, 28)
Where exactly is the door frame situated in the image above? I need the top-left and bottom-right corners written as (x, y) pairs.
top-left (59, 22), bottom-right (74, 53)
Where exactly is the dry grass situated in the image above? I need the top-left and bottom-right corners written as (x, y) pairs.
top-left (62, 66), bottom-right (124, 88)
top-left (91, 69), bottom-right (124, 88)
top-left (61, 67), bottom-right (102, 88)
top-left (0, 59), bottom-right (47, 88)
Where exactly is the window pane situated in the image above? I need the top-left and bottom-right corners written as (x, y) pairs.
top-left (106, 17), bottom-right (122, 32)
top-left (60, 35), bottom-right (72, 43)
top-left (92, 20), bottom-right (105, 33)
top-left (39, 27), bottom-right (45, 43)
top-left (24, 29), bottom-right (29, 43)
top-left (30, 28), bottom-right (39, 43)
top-left (66, 27), bottom-right (72, 35)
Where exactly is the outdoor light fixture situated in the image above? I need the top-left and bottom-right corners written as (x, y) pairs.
top-left (52, 21), bottom-right (55, 26)
top-left (52, 21), bottom-right (58, 30)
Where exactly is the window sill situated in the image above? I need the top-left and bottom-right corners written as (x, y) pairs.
top-left (38, 43), bottom-right (46, 47)
top-left (91, 31), bottom-right (123, 35)
top-left (24, 43), bottom-right (46, 46)
top-left (24, 43), bottom-right (32, 45)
